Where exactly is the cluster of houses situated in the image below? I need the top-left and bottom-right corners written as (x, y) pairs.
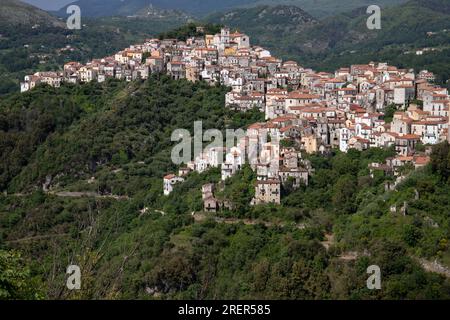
top-left (163, 137), bottom-right (312, 210)
top-left (20, 27), bottom-right (251, 92)
top-left (19, 26), bottom-right (450, 210)
top-left (153, 28), bottom-right (449, 210)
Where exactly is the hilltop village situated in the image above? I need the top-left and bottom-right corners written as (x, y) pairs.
top-left (21, 27), bottom-right (450, 209)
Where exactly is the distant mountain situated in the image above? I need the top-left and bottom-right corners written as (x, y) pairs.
top-left (55, 0), bottom-right (408, 18)
top-left (0, 0), bottom-right (65, 27)
top-left (239, 0), bottom-right (408, 18)
top-left (207, 1), bottom-right (450, 57)
top-left (296, 0), bottom-right (450, 53)
top-left (207, 5), bottom-right (317, 44)
top-left (54, 0), bottom-right (187, 18)
top-left (21, 0), bottom-right (73, 11)
top-left (133, 5), bottom-right (192, 20)
top-left (408, 0), bottom-right (450, 14)
top-left (54, 0), bottom-right (255, 17)
top-left (210, 5), bottom-right (316, 28)
top-left (54, 0), bottom-right (193, 20)
top-left (206, 4), bottom-right (353, 53)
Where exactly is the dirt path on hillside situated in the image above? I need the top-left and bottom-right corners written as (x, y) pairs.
top-left (5, 233), bottom-right (71, 244)
top-left (8, 191), bottom-right (129, 200)
top-left (419, 258), bottom-right (450, 278)
top-left (193, 213), bottom-right (307, 229)
top-left (321, 233), bottom-right (335, 251)
top-left (48, 191), bottom-right (129, 200)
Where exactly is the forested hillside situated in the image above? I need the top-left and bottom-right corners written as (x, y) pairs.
top-left (55, 0), bottom-right (407, 18)
top-left (1, 77), bottom-right (450, 299)
top-left (207, 5), bottom-right (317, 47)
top-left (1, 0), bottom-right (450, 301)
top-left (0, 0), bottom-right (64, 27)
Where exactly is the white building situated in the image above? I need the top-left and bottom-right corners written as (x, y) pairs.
top-left (163, 174), bottom-right (185, 196)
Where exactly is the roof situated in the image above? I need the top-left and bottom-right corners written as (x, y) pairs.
top-left (353, 137), bottom-right (370, 143)
top-left (396, 156), bottom-right (414, 161)
top-left (414, 156), bottom-right (430, 165)
top-left (248, 123), bottom-right (266, 130)
top-left (288, 92), bottom-right (320, 99)
top-left (398, 134), bottom-right (421, 140)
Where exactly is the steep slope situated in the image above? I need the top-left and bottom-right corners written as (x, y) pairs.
top-left (408, 0), bottom-right (450, 13)
top-left (0, 0), bottom-right (65, 27)
top-left (208, 5), bottom-right (316, 32)
top-left (1, 77), bottom-right (449, 299)
top-left (54, 0), bottom-right (256, 17)
top-left (55, 0), bottom-right (144, 17)
top-left (54, 0), bottom-right (192, 18)
top-left (0, 77), bottom-right (251, 193)
top-left (22, 1), bottom-right (73, 10)
top-left (206, 5), bottom-right (317, 49)
top-left (54, 0), bottom-right (408, 17)
top-left (242, 0), bottom-right (408, 18)
top-left (304, 0), bottom-right (450, 51)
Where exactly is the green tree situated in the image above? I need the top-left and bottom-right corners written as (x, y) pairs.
top-left (332, 174), bottom-right (358, 214)
top-left (431, 142), bottom-right (450, 181)
top-left (402, 225), bottom-right (422, 247)
top-left (0, 250), bottom-right (44, 300)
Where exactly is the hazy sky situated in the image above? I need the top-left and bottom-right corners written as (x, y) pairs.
top-left (22, 0), bottom-right (75, 11)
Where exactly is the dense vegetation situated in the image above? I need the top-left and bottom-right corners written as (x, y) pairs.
top-left (1, 76), bottom-right (449, 299)
top-left (55, 0), bottom-right (407, 18)
top-left (0, 75), bottom-right (257, 193)
top-left (0, 249), bottom-right (44, 299)
top-left (158, 23), bottom-right (223, 41)
top-left (1, 0), bottom-right (450, 300)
